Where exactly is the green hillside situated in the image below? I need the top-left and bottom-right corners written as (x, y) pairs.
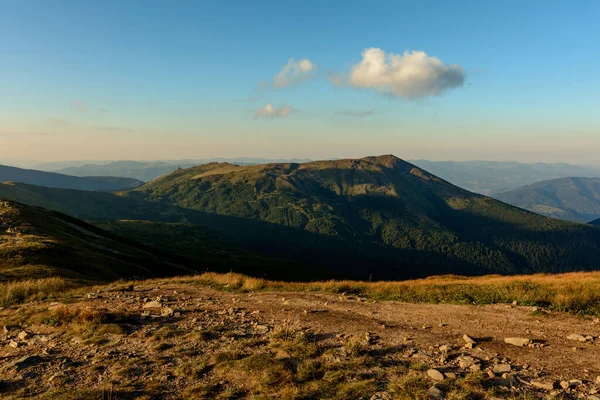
top-left (0, 200), bottom-right (193, 282)
top-left (3, 156), bottom-right (600, 280)
top-left (130, 155), bottom-right (600, 278)
top-left (496, 177), bottom-right (600, 222)
top-left (0, 164), bottom-right (143, 191)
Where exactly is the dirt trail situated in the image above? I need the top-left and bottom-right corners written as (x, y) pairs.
top-left (1, 282), bottom-right (600, 399)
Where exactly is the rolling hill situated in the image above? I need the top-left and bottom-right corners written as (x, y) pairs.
top-left (0, 164), bottom-right (143, 191)
top-left (495, 177), bottom-right (600, 222)
top-left (0, 200), bottom-right (193, 282)
top-left (128, 155), bottom-right (600, 278)
top-left (3, 155), bottom-right (600, 280)
top-left (410, 160), bottom-right (600, 195)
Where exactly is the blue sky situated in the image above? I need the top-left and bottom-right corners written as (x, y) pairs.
top-left (1, 0), bottom-right (599, 163)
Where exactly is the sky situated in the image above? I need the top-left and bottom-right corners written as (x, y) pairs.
top-left (1, 0), bottom-right (599, 164)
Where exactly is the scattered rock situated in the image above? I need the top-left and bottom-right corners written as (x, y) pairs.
top-left (493, 364), bottom-right (511, 373)
top-left (3, 325), bottom-right (11, 334)
top-left (458, 356), bottom-right (477, 369)
top-left (427, 369), bottom-right (445, 381)
top-left (18, 331), bottom-right (30, 340)
top-left (161, 307), bottom-right (175, 317)
top-left (504, 337), bottom-right (531, 347)
top-left (143, 300), bottom-right (161, 308)
top-left (463, 334), bottom-right (476, 345)
top-left (427, 386), bottom-right (445, 400)
top-left (567, 333), bottom-right (588, 342)
top-left (8, 340), bottom-right (19, 348)
top-left (530, 380), bottom-right (555, 391)
top-left (560, 381), bottom-right (570, 389)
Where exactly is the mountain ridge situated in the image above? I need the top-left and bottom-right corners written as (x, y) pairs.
top-left (495, 177), bottom-right (600, 222)
top-left (0, 164), bottom-right (143, 191)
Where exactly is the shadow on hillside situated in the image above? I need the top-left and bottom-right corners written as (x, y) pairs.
top-left (3, 179), bottom-right (600, 281)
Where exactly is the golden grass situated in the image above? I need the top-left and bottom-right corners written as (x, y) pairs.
top-left (0, 277), bottom-right (72, 307)
top-left (181, 271), bottom-right (600, 316)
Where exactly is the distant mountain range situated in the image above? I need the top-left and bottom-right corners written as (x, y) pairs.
top-left (3, 155), bottom-right (600, 281)
top-left (0, 164), bottom-right (143, 191)
top-left (51, 158), bottom-right (316, 182)
top-left (56, 161), bottom-right (196, 182)
top-left (495, 177), bottom-right (600, 223)
top-left (410, 160), bottom-right (600, 195)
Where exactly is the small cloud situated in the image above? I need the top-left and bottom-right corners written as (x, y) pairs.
top-left (230, 96), bottom-right (262, 103)
top-left (254, 104), bottom-right (297, 119)
top-left (333, 110), bottom-right (376, 118)
top-left (330, 48), bottom-right (465, 99)
top-left (96, 126), bottom-right (135, 132)
top-left (71, 100), bottom-right (88, 113)
top-left (261, 58), bottom-right (316, 89)
top-left (97, 107), bottom-right (107, 113)
top-left (47, 118), bottom-right (68, 126)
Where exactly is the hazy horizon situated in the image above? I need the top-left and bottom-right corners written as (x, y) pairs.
top-left (2, 1), bottom-right (599, 164)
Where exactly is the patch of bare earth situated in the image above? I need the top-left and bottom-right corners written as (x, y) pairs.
top-left (1, 282), bottom-right (600, 399)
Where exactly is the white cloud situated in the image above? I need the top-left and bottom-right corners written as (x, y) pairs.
top-left (333, 110), bottom-right (376, 118)
top-left (71, 100), bottom-right (88, 113)
top-left (254, 104), bottom-right (297, 119)
top-left (263, 58), bottom-right (315, 89)
top-left (331, 48), bottom-right (465, 99)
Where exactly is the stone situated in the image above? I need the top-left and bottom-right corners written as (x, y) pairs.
top-left (18, 331), bottom-right (30, 340)
top-left (560, 381), bottom-right (570, 389)
top-left (427, 386), bottom-right (445, 400)
top-left (530, 380), bottom-right (555, 391)
top-left (567, 333), bottom-right (588, 342)
top-left (161, 307), bottom-right (174, 317)
top-left (493, 364), bottom-right (511, 373)
top-left (463, 334), bottom-right (476, 344)
top-left (3, 325), bottom-right (10, 334)
top-left (458, 355), bottom-right (476, 369)
top-left (8, 340), bottom-right (19, 348)
top-left (487, 370), bottom-right (496, 378)
top-left (427, 369), bottom-right (445, 381)
top-left (444, 372), bottom-right (457, 379)
top-left (143, 300), bottom-right (162, 308)
top-left (504, 337), bottom-right (531, 347)
top-left (568, 379), bottom-right (582, 387)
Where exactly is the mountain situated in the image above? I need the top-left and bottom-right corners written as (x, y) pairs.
top-left (495, 177), bottom-right (600, 222)
top-left (0, 200), bottom-right (193, 282)
top-left (591, 218), bottom-right (600, 226)
top-left (55, 159), bottom-right (316, 181)
top-left (56, 161), bottom-right (196, 182)
top-left (4, 155), bottom-right (600, 280)
top-left (128, 155), bottom-right (600, 278)
top-left (410, 160), bottom-right (600, 195)
top-left (0, 164), bottom-right (143, 191)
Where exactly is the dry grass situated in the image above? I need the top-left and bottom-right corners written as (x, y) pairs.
top-left (0, 277), bottom-right (72, 307)
top-left (182, 271), bottom-right (600, 316)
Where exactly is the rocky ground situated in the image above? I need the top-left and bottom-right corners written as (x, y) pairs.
top-left (1, 281), bottom-right (600, 399)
